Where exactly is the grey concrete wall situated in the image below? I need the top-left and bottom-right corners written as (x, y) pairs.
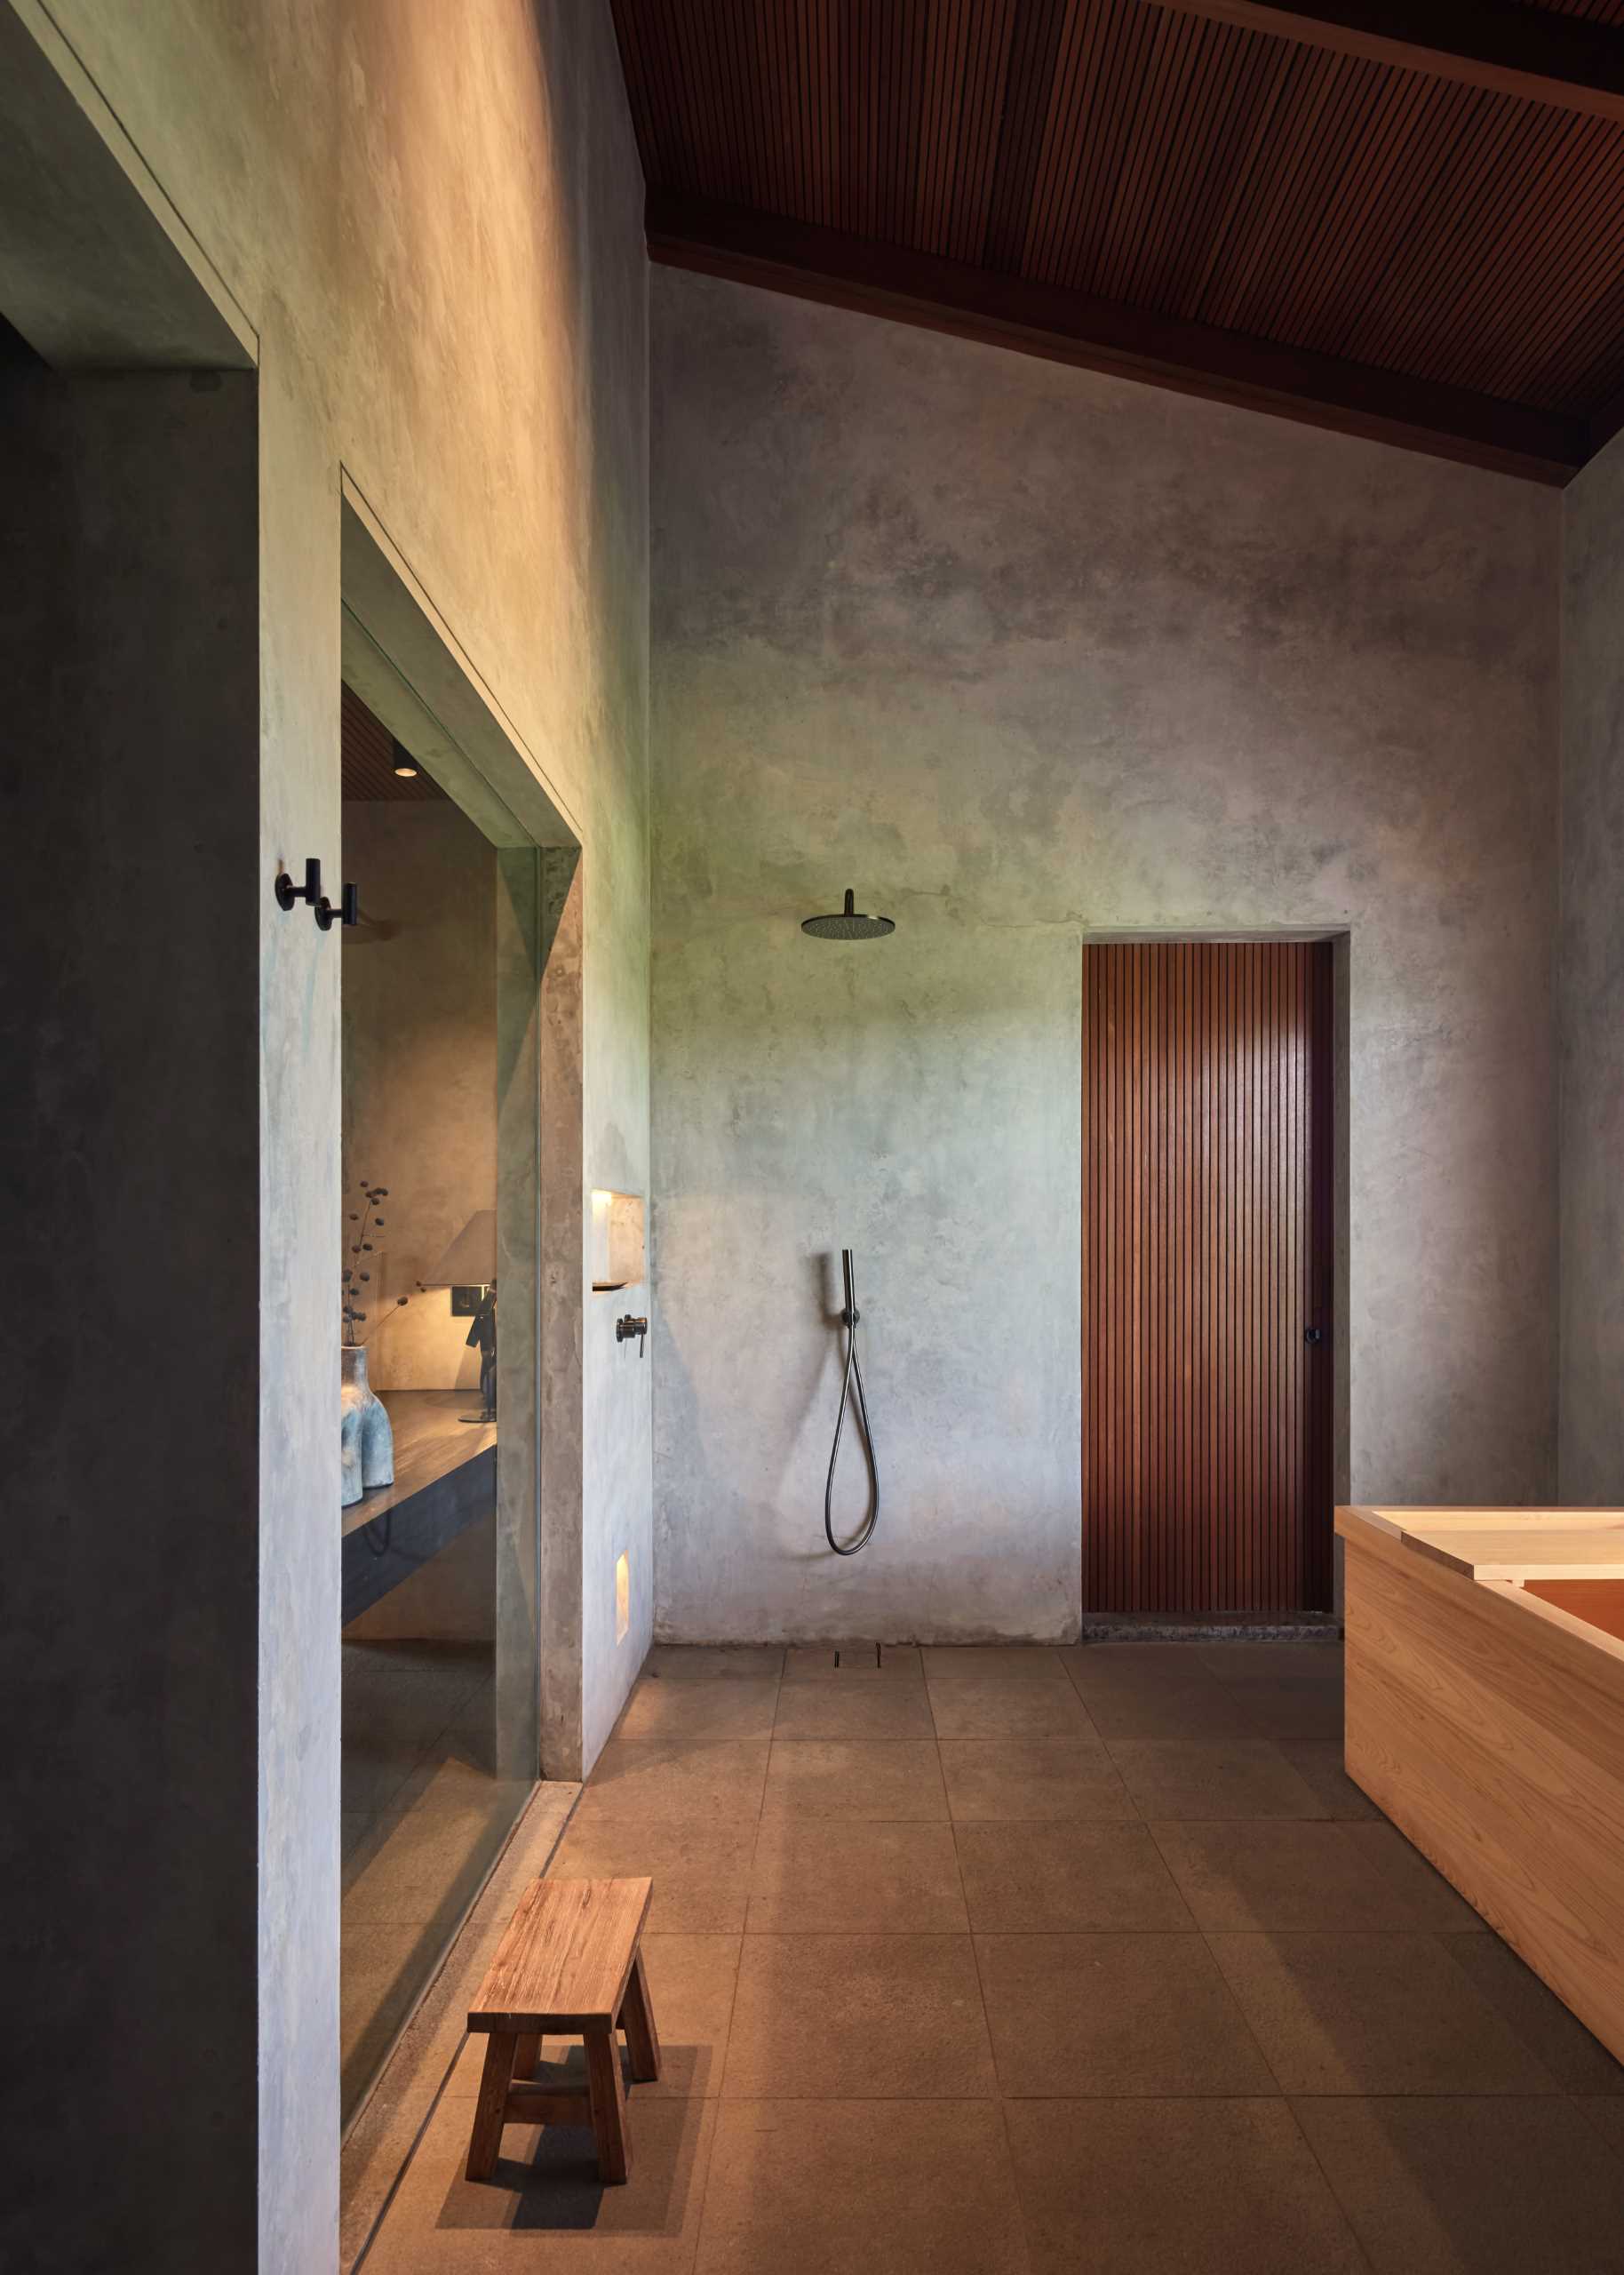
top-left (1558, 427), bottom-right (1624, 1501)
top-left (3, 4), bottom-right (651, 2269)
top-left (0, 350), bottom-right (260, 2271)
top-left (649, 269), bottom-right (1562, 1643)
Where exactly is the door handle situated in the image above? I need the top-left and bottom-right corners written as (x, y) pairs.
top-left (1304, 1326), bottom-right (1325, 1346)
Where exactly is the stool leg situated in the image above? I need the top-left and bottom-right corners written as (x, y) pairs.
top-left (585, 2023), bottom-right (630, 2184)
top-left (513, 2032), bottom-right (541, 2081)
top-left (466, 2032), bottom-right (518, 2183)
top-left (620, 1951), bottom-right (662, 2083)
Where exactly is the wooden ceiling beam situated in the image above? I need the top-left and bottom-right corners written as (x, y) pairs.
top-left (1140, 0), bottom-right (1624, 124)
top-left (647, 189), bottom-right (1586, 484)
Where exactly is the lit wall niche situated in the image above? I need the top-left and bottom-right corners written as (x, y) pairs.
top-left (591, 1188), bottom-right (645, 1290)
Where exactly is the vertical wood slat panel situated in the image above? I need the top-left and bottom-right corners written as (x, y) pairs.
top-left (1082, 939), bottom-right (1334, 1614)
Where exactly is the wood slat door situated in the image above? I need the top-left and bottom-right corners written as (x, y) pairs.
top-left (1083, 941), bottom-right (1334, 1614)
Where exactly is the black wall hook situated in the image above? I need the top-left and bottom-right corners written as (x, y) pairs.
top-left (275, 859), bottom-right (358, 931)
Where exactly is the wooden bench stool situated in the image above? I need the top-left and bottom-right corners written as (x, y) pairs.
top-left (464, 1876), bottom-right (659, 2185)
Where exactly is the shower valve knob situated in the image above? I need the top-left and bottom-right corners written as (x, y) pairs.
top-left (617, 1314), bottom-right (648, 1355)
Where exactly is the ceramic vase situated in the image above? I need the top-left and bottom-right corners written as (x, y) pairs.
top-left (341, 1344), bottom-right (394, 1506)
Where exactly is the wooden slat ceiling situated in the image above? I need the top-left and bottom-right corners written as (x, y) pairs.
top-left (611, 0), bottom-right (1624, 482)
top-left (341, 682), bottom-right (444, 802)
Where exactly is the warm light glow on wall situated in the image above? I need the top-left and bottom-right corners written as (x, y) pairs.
top-left (615, 1551), bottom-right (630, 1643)
top-left (591, 1188), bottom-right (646, 1289)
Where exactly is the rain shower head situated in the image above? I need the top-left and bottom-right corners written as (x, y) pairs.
top-left (800, 888), bottom-right (895, 941)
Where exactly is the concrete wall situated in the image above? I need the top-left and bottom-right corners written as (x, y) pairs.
top-left (1, 348), bottom-right (261, 2272)
top-left (1559, 425), bottom-right (1624, 1501)
top-left (1, 4), bottom-right (650, 2269)
top-left (341, 802), bottom-right (497, 1395)
top-left (649, 269), bottom-right (1561, 1644)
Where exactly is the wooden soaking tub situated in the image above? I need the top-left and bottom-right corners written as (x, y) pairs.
top-left (1338, 1505), bottom-right (1624, 2063)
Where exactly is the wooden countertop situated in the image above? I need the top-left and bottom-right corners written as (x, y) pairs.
top-left (342, 1389), bottom-right (496, 1538)
top-left (1338, 1505), bottom-right (1624, 1583)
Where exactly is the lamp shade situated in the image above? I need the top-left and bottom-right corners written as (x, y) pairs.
top-left (430, 1209), bottom-right (498, 1287)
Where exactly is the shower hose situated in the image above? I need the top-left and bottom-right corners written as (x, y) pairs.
top-left (824, 1248), bottom-right (880, 1555)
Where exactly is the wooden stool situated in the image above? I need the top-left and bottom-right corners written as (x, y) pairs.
top-left (464, 1876), bottom-right (659, 2185)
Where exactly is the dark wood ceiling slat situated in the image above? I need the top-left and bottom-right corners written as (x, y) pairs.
top-left (609, 0), bottom-right (1624, 476)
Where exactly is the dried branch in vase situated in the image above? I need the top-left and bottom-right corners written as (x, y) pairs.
top-left (341, 1179), bottom-right (410, 1347)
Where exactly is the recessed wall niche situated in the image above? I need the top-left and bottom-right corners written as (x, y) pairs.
top-left (591, 1188), bottom-right (645, 1290)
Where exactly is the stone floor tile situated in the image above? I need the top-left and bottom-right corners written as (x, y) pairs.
top-left (1273, 1736), bottom-right (1381, 1818)
top-left (550, 1805), bottom-right (759, 1934)
top-left (1198, 1642), bottom-right (1345, 1682)
top-left (361, 2087), bottom-right (715, 2272)
top-left (1006, 2097), bottom-right (1364, 2274)
top-left (748, 1819), bottom-right (967, 1932)
top-left (615, 1678), bottom-right (781, 1745)
top-left (954, 1820), bottom-right (1193, 1933)
top-left (1208, 1931), bottom-right (1563, 2095)
top-left (1230, 1675), bottom-right (1346, 1741)
top-left (583, 1738), bottom-right (770, 1821)
top-left (938, 1736), bottom-right (1134, 1822)
top-left (645, 1646), bottom-right (784, 1680)
top-left (1294, 2095), bottom-right (1624, 2274)
top-left (1106, 1737), bottom-right (1323, 1820)
top-left (1150, 1819), bottom-right (1479, 1932)
top-left (920, 1647), bottom-right (1068, 1680)
top-left (770, 1680), bottom-right (935, 1741)
top-left (975, 1931), bottom-right (1275, 2096)
top-left (781, 1642), bottom-right (923, 1680)
top-left (723, 1934), bottom-right (995, 2097)
top-left (927, 1678), bottom-right (1094, 1739)
top-left (761, 1737), bottom-right (946, 1819)
top-left (696, 2101), bottom-right (1027, 2274)
top-left (1442, 1931), bottom-right (1624, 2094)
top-left (1057, 1662), bottom-right (1262, 1740)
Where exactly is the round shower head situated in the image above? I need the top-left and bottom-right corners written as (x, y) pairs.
top-left (801, 888), bottom-right (895, 941)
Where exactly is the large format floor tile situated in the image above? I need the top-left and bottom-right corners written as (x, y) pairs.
top-left (782, 1642), bottom-right (922, 1680)
top-left (696, 2101), bottom-right (1028, 2275)
top-left (771, 1680), bottom-right (935, 1741)
top-left (937, 1736), bottom-right (1134, 1822)
top-left (1058, 1662), bottom-right (1263, 1740)
top-left (1150, 1819), bottom-right (1480, 1932)
top-left (361, 1639), bottom-right (1624, 2275)
top-left (362, 2088), bottom-right (717, 2273)
top-left (1106, 1737), bottom-right (1323, 1820)
top-left (761, 1737), bottom-right (946, 1819)
top-left (927, 1678), bottom-right (1094, 1739)
top-left (1208, 1932), bottom-right (1563, 2095)
top-left (1294, 2095), bottom-right (1624, 2274)
top-left (584, 1738), bottom-right (771, 1821)
top-left (549, 1805), bottom-right (759, 1934)
top-left (724, 1934), bottom-right (997, 2097)
top-left (975, 1932), bottom-right (1275, 2096)
top-left (922, 1646), bottom-right (1068, 1680)
top-left (954, 1820), bottom-right (1193, 1933)
top-left (748, 1818), bottom-right (967, 1932)
top-left (645, 1646), bottom-right (785, 1680)
top-left (615, 1679), bottom-right (782, 1746)
top-left (1006, 2097), bottom-right (1365, 2275)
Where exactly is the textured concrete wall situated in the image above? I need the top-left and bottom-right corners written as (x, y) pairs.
top-left (650, 270), bottom-right (1561, 1644)
top-left (1559, 427), bottom-right (1624, 1500)
top-left (0, 353), bottom-right (260, 2271)
top-left (4, 4), bottom-right (650, 2269)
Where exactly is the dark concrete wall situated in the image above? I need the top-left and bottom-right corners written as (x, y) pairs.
top-left (649, 270), bottom-right (1561, 1641)
top-left (0, 347), bottom-right (259, 2269)
top-left (1558, 429), bottom-right (1624, 1500)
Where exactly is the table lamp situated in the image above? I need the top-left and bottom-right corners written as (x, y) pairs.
top-left (430, 1209), bottom-right (498, 1423)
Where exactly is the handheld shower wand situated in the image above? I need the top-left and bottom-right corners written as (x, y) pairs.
top-left (824, 1248), bottom-right (880, 1555)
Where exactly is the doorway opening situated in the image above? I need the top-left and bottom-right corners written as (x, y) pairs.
top-left (1083, 939), bottom-right (1336, 1616)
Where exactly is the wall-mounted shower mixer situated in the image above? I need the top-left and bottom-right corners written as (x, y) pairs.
top-left (824, 1248), bottom-right (880, 1555)
top-left (616, 1314), bottom-right (648, 1355)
